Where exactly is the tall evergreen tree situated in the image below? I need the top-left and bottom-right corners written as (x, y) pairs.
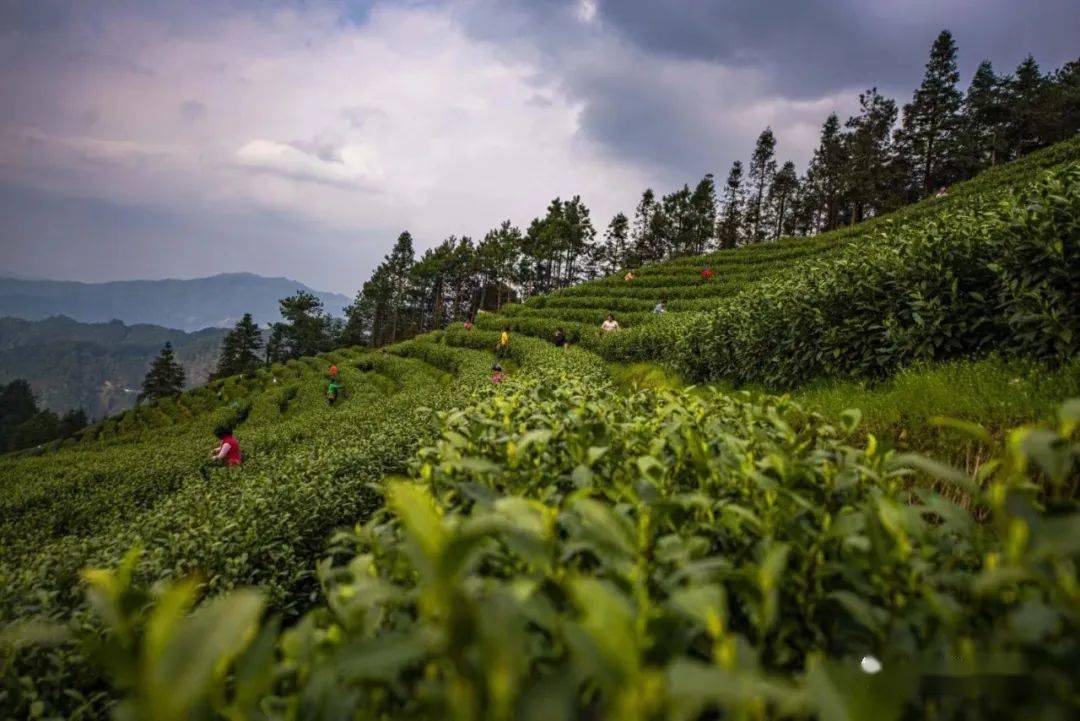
top-left (475, 224), bottom-right (519, 312)
top-left (629, 189), bottom-right (659, 266)
top-left (895, 30), bottom-right (963, 195)
top-left (960, 61), bottom-right (1009, 171)
top-left (660, 184), bottom-right (694, 257)
top-left (212, 313), bottom-right (263, 379)
top-left (1050, 59), bottom-right (1080, 145)
top-left (269, 291), bottom-right (335, 359)
top-left (768, 161), bottom-right (799, 241)
top-left (139, 342), bottom-right (186, 403)
top-left (806, 114), bottom-right (848, 231)
top-left (343, 264), bottom-right (392, 347)
top-left (560, 195), bottom-right (596, 284)
top-left (688, 174), bottom-right (718, 254)
top-left (385, 232), bottom-right (417, 343)
top-left (601, 212), bottom-right (630, 273)
top-left (0, 379), bottom-right (38, 449)
top-left (746, 128), bottom-right (778, 243)
top-left (717, 161), bottom-right (744, 249)
top-left (1003, 55), bottom-right (1052, 158)
top-left (844, 88), bottom-right (898, 223)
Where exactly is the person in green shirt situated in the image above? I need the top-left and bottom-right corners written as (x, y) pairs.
top-left (327, 380), bottom-right (343, 405)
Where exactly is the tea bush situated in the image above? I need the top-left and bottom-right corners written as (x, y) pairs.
top-left (495, 137), bottom-right (1080, 371)
top-left (71, 373), bottom-right (1080, 720)
top-left (682, 163), bottom-right (1080, 387)
top-left (0, 347), bottom-right (496, 718)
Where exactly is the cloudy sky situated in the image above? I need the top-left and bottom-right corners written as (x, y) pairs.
top-left (1, 0), bottom-right (1077, 294)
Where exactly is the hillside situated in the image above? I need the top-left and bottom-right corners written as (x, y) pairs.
top-left (0, 316), bottom-right (227, 417)
top-left (0, 273), bottom-right (350, 332)
top-left (484, 135), bottom-right (1080, 355)
top-left (1, 140), bottom-right (1078, 719)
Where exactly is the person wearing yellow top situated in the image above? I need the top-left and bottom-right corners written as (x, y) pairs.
top-left (497, 327), bottom-right (510, 359)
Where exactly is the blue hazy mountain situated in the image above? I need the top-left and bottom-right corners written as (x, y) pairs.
top-left (0, 273), bottom-right (351, 332)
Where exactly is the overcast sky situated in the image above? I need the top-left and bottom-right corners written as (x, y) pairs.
top-left (1, 0), bottom-right (1077, 294)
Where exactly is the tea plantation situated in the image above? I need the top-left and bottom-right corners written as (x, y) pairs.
top-left (1, 138), bottom-right (1079, 719)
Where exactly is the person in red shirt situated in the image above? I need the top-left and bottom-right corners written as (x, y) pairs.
top-left (700, 267), bottom-right (714, 281)
top-left (211, 425), bottom-right (243, 466)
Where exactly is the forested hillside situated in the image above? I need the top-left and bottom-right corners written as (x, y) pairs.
top-left (1, 135), bottom-right (1078, 719)
top-left (0, 316), bottom-right (226, 417)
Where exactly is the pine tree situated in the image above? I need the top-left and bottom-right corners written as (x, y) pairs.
top-left (806, 114), bottom-right (847, 231)
top-left (385, 232), bottom-right (417, 343)
top-left (1049, 59), bottom-right (1080, 146)
top-left (717, 161), bottom-right (744, 249)
top-left (629, 189), bottom-right (660, 266)
top-left (140, 342), bottom-right (186, 403)
top-left (343, 264), bottom-right (392, 347)
top-left (560, 195), bottom-right (596, 284)
top-left (746, 128), bottom-right (777, 243)
top-left (688, 174), bottom-right (718, 254)
top-left (768, 161), bottom-right (799, 241)
top-left (960, 61), bottom-right (1009, 171)
top-left (270, 291), bottom-right (335, 359)
top-left (601, 212), bottom-right (630, 273)
top-left (0, 379), bottom-right (39, 450)
top-left (212, 313), bottom-right (263, 379)
top-left (895, 30), bottom-right (963, 195)
top-left (476, 224), bottom-right (519, 312)
top-left (1003, 55), bottom-right (1052, 159)
top-left (661, 185), bottom-right (694, 257)
top-left (844, 88), bottom-right (898, 223)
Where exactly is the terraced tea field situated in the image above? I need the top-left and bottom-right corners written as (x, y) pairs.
top-left (1, 137), bottom-right (1078, 720)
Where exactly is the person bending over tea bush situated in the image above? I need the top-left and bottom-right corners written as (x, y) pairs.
top-left (209, 424), bottom-right (242, 466)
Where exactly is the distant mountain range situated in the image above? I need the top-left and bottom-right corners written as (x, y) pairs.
top-left (0, 316), bottom-right (228, 418)
top-left (0, 273), bottom-right (351, 332)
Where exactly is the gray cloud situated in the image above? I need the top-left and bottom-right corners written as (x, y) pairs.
top-left (179, 100), bottom-right (208, 125)
top-left (1, 0), bottom-right (1077, 296)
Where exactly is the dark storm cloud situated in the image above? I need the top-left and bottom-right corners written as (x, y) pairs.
top-left (457, 0), bottom-right (1079, 180)
top-left (566, 0), bottom-right (1079, 98)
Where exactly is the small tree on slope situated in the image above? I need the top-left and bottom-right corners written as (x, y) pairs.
top-left (140, 342), bottom-right (186, 403)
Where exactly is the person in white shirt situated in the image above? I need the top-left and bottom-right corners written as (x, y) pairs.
top-left (653, 300), bottom-right (666, 314)
top-left (600, 314), bottom-right (620, 332)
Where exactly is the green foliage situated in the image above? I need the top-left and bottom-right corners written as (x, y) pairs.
top-left (212, 313), bottom-right (264, 380)
top-left (682, 163), bottom-right (1080, 386)
top-left (73, 374), bottom-right (1080, 719)
top-left (3, 118), bottom-right (1080, 721)
top-left (788, 355), bottom-right (1080, 472)
top-left (0, 345), bottom-right (496, 717)
top-left (267, 291), bottom-right (337, 362)
top-left (139, 342), bottom-right (186, 403)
